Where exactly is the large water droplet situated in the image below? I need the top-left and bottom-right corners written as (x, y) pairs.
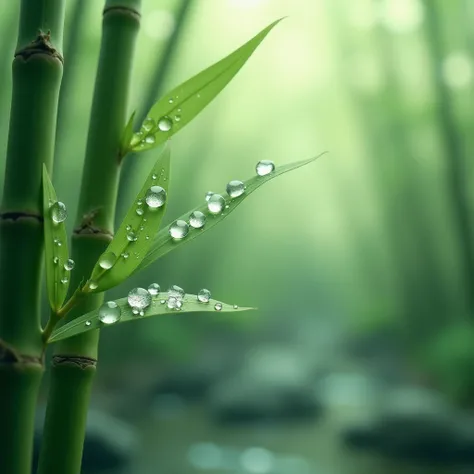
top-left (64, 259), bottom-right (75, 271)
top-left (226, 180), bottom-right (245, 198)
top-left (168, 285), bottom-right (185, 300)
top-left (169, 220), bottom-right (189, 239)
top-left (128, 287), bottom-right (151, 311)
top-left (205, 191), bottom-right (214, 202)
top-left (136, 207), bottom-right (144, 216)
top-left (98, 301), bottom-right (121, 324)
top-left (197, 289), bottom-right (211, 303)
top-left (167, 296), bottom-right (179, 309)
top-left (189, 211), bottom-right (206, 229)
top-left (51, 201), bottom-right (67, 223)
top-left (214, 302), bottom-right (222, 311)
top-left (145, 185), bottom-right (166, 208)
top-left (207, 194), bottom-right (225, 214)
top-left (127, 230), bottom-right (138, 242)
top-left (158, 116), bottom-right (173, 132)
top-left (142, 117), bottom-right (155, 132)
top-left (148, 283), bottom-right (160, 295)
top-left (99, 252), bottom-right (117, 270)
top-left (256, 160), bottom-right (275, 176)
top-left (145, 135), bottom-right (156, 144)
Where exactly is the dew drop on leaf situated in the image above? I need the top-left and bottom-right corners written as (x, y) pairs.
top-left (88, 280), bottom-right (98, 290)
top-left (189, 211), bottom-right (206, 229)
top-left (121, 252), bottom-right (129, 260)
top-left (85, 320), bottom-right (91, 327)
top-left (50, 201), bottom-right (67, 223)
top-left (148, 283), bottom-right (160, 295)
top-left (226, 180), bottom-right (245, 198)
top-left (99, 251), bottom-right (117, 270)
top-left (207, 194), bottom-right (225, 214)
top-left (197, 289), bottom-right (211, 303)
top-left (256, 160), bottom-right (275, 176)
top-left (142, 117), bottom-right (155, 132)
top-left (145, 185), bottom-right (167, 208)
top-left (214, 302), bottom-right (223, 311)
top-left (233, 304), bottom-right (239, 309)
top-left (136, 207), bottom-right (144, 216)
top-left (174, 115), bottom-right (181, 122)
top-left (168, 285), bottom-right (185, 300)
top-left (64, 259), bottom-right (75, 271)
top-left (205, 191), bottom-right (214, 202)
top-left (128, 287), bottom-right (151, 311)
top-left (167, 296), bottom-right (179, 309)
top-left (158, 116), bottom-right (173, 132)
top-left (169, 220), bottom-right (189, 239)
top-left (53, 257), bottom-right (59, 265)
top-left (127, 230), bottom-right (138, 242)
top-left (60, 277), bottom-right (68, 285)
top-left (98, 301), bottom-right (121, 325)
top-left (145, 135), bottom-right (156, 144)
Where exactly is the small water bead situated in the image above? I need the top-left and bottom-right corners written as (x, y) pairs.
top-left (128, 287), bottom-right (152, 311)
top-left (51, 201), bottom-right (67, 223)
top-left (136, 207), bottom-right (144, 216)
top-left (139, 310), bottom-right (145, 316)
top-left (145, 135), bottom-right (156, 144)
top-left (132, 308), bottom-right (139, 315)
top-left (169, 220), bottom-right (189, 239)
top-left (176, 300), bottom-right (183, 310)
top-left (88, 280), bottom-right (98, 290)
top-left (145, 186), bottom-right (167, 208)
top-left (53, 257), bottom-right (59, 265)
top-left (152, 174), bottom-right (157, 180)
top-left (54, 238), bottom-right (62, 247)
top-left (207, 194), bottom-right (225, 215)
top-left (126, 225), bottom-right (131, 231)
top-left (168, 285), bottom-right (185, 300)
top-left (64, 259), bottom-right (75, 271)
top-left (139, 225), bottom-right (144, 231)
top-left (148, 283), bottom-right (160, 296)
top-left (168, 98), bottom-right (174, 104)
top-left (205, 191), bottom-right (214, 202)
top-left (145, 235), bottom-right (150, 240)
top-left (233, 305), bottom-right (239, 309)
top-left (226, 180), bottom-right (245, 198)
top-left (142, 117), bottom-right (155, 132)
top-left (98, 301), bottom-right (121, 325)
top-left (85, 320), bottom-right (91, 327)
top-left (137, 199), bottom-right (143, 206)
top-left (121, 252), bottom-right (129, 260)
top-left (197, 289), bottom-right (211, 303)
top-left (158, 116), bottom-right (173, 132)
top-left (189, 211), bottom-right (206, 229)
top-left (60, 277), bottom-right (68, 284)
top-left (99, 252), bottom-right (117, 270)
top-left (174, 115), bottom-right (181, 122)
top-left (160, 299), bottom-right (166, 304)
top-left (256, 160), bottom-right (275, 176)
top-left (214, 302), bottom-right (223, 311)
top-left (127, 230), bottom-right (138, 242)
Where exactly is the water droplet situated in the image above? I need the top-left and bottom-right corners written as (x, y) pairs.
top-left (176, 300), bottom-right (183, 310)
top-left (121, 252), bottom-right (129, 260)
top-left (169, 220), bottom-right (189, 239)
top-left (233, 304), bottom-right (239, 309)
top-left (126, 225), bottom-right (131, 231)
top-left (207, 194), bottom-right (225, 214)
top-left (214, 303), bottom-right (223, 311)
top-left (64, 259), bottom-right (75, 271)
top-left (60, 277), bottom-right (68, 284)
top-left (152, 174), bottom-right (157, 180)
top-left (139, 310), bottom-right (145, 316)
top-left (85, 320), bottom-right (91, 327)
top-left (98, 301), bottom-right (121, 324)
top-left (53, 257), bottom-right (59, 265)
top-left (53, 238), bottom-right (62, 247)
top-left (50, 201), bottom-right (67, 223)
top-left (168, 285), bottom-right (185, 300)
top-left (145, 235), bottom-right (150, 240)
top-left (99, 251), bottom-right (117, 270)
top-left (205, 191), bottom-right (214, 202)
top-left (160, 299), bottom-right (166, 304)
top-left (148, 283), bottom-right (160, 295)
top-left (142, 117), bottom-right (155, 132)
top-left (145, 135), bottom-right (156, 144)
top-left (256, 160), bottom-right (275, 176)
top-left (132, 308), bottom-right (139, 315)
top-left (168, 98), bottom-right (174, 104)
top-left (158, 116), bottom-right (173, 132)
top-left (226, 180), bottom-right (245, 198)
top-left (197, 93), bottom-right (201, 99)
top-left (88, 280), bottom-right (98, 290)
top-left (127, 230), bottom-right (138, 242)
top-left (139, 225), bottom-right (144, 231)
top-left (177, 108), bottom-right (182, 113)
top-left (197, 289), bottom-right (211, 303)
top-left (167, 296), bottom-right (179, 309)
top-left (189, 211), bottom-right (206, 229)
top-left (145, 186), bottom-right (167, 208)
top-left (137, 199), bottom-right (143, 206)
top-left (128, 287), bottom-right (152, 311)
top-left (174, 115), bottom-right (181, 122)
top-left (136, 207), bottom-right (144, 216)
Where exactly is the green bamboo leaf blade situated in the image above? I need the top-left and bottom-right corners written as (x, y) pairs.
top-left (88, 146), bottom-right (171, 292)
top-left (42, 165), bottom-right (70, 311)
top-left (131, 19), bottom-right (282, 152)
top-left (48, 294), bottom-right (253, 343)
top-left (138, 154), bottom-right (325, 271)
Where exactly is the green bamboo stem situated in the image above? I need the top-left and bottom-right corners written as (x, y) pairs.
top-left (37, 2), bottom-right (141, 473)
top-left (117, 0), bottom-right (193, 223)
top-left (0, 2), bottom-right (65, 473)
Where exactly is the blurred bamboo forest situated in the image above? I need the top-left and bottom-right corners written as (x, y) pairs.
top-left (2, 0), bottom-right (474, 407)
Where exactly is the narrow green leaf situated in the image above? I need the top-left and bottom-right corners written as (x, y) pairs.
top-left (42, 165), bottom-right (71, 312)
top-left (131, 19), bottom-right (282, 152)
top-left (119, 110), bottom-right (136, 157)
top-left (48, 293), bottom-right (252, 343)
top-left (137, 154), bottom-right (326, 271)
top-left (87, 146), bottom-right (171, 292)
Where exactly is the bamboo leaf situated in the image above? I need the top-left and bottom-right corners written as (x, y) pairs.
top-left (119, 110), bottom-right (136, 158)
top-left (87, 146), bottom-right (171, 292)
top-left (137, 154), bottom-right (325, 271)
top-left (42, 165), bottom-right (71, 312)
top-left (129, 19), bottom-right (282, 153)
top-left (48, 293), bottom-right (252, 343)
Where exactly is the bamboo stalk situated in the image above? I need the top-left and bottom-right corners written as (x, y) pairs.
top-left (0, 2), bottom-right (65, 473)
top-left (37, 2), bottom-right (141, 473)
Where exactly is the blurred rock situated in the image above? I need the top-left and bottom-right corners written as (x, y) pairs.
top-left (33, 409), bottom-right (137, 473)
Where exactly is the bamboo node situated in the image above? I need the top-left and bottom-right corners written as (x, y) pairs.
top-left (0, 339), bottom-right (42, 365)
top-left (14, 30), bottom-right (64, 62)
top-left (52, 355), bottom-right (97, 370)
